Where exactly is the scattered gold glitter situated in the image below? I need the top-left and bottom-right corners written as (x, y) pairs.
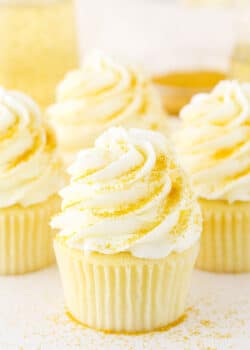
top-left (200, 320), bottom-right (213, 327)
top-left (65, 309), bottom-right (187, 336)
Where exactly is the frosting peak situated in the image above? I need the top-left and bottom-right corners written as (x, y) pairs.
top-left (47, 51), bottom-right (167, 164)
top-left (52, 127), bottom-right (201, 259)
top-left (0, 87), bottom-right (64, 208)
top-left (175, 80), bottom-right (250, 203)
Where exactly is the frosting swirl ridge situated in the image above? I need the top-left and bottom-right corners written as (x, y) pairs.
top-left (0, 87), bottom-right (64, 207)
top-left (51, 127), bottom-right (201, 258)
top-left (47, 51), bottom-right (167, 163)
top-left (176, 80), bottom-right (250, 202)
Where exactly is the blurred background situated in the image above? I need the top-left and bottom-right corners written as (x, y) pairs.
top-left (0, 0), bottom-right (250, 114)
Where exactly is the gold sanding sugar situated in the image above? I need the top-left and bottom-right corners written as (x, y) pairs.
top-left (0, 0), bottom-right (78, 108)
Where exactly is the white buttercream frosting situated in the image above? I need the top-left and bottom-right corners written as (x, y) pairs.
top-left (51, 127), bottom-right (201, 259)
top-left (0, 87), bottom-right (64, 208)
top-left (47, 51), bottom-right (168, 164)
top-left (175, 80), bottom-right (250, 203)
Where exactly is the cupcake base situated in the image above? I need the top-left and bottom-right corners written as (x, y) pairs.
top-left (196, 199), bottom-right (250, 273)
top-left (54, 240), bottom-right (199, 333)
top-left (0, 195), bottom-right (60, 275)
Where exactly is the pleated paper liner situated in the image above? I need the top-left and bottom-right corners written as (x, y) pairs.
top-left (0, 195), bottom-right (60, 275)
top-left (197, 199), bottom-right (250, 273)
top-left (54, 240), bottom-right (199, 333)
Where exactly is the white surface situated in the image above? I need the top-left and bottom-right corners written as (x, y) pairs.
top-left (0, 264), bottom-right (250, 350)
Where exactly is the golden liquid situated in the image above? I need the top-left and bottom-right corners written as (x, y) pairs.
top-left (154, 71), bottom-right (225, 89)
top-left (153, 70), bottom-right (225, 115)
top-left (0, 0), bottom-right (78, 108)
top-left (230, 43), bottom-right (250, 82)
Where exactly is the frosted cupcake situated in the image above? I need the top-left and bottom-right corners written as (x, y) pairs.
top-left (52, 127), bottom-right (201, 333)
top-left (0, 87), bottom-right (65, 275)
top-left (175, 80), bottom-right (250, 272)
top-left (47, 51), bottom-right (168, 165)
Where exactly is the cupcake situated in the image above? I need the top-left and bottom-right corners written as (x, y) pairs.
top-left (47, 51), bottom-right (168, 165)
top-left (52, 127), bottom-right (201, 333)
top-left (0, 87), bottom-right (65, 275)
top-left (175, 80), bottom-right (250, 273)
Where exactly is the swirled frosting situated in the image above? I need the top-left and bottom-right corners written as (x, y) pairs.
top-left (0, 87), bottom-right (64, 208)
top-left (175, 80), bottom-right (250, 203)
top-left (47, 51), bottom-right (168, 164)
top-left (51, 127), bottom-right (201, 258)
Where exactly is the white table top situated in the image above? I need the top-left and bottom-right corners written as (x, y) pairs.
top-left (0, 264), bottom-right (250, 350)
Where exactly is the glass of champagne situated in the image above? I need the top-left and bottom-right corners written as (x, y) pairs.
top-left (0, 0), bottom-right (79, 108)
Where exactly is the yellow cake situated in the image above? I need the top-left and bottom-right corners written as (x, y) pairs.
top-left (0, 87), bottom-right (65, 275)
top-left (175, 80), bottom-right (250, 273)
top-left (52, 127), bottom-right (202, 333)
top-left (47, 51), bottom-right (168, 165)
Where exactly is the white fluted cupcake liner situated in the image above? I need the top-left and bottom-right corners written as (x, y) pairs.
top-left (0, 195), bottom-right (60, 275)
top-left (197, 199), bottom-right (250, 273)
top-left (54, 240), bottom-right (199, 333)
